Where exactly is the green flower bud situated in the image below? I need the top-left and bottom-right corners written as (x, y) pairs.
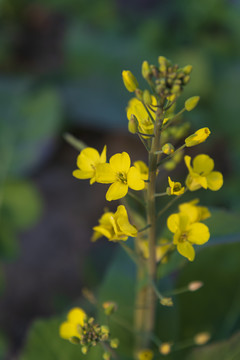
top-left (110, 338), bottom-right (119, 349)
top-left (122, 70), bottom-right (138, 92)
top-left (185, 96), bottom-right (200, 111)
top-left (135, 89), bottom-right (143, 101)
top-left (142, 60), bottom-right (151, 79)
top-left (171, 84), bottom-right (181, 94)
top-left (102, 301), bottom-right (118, 316)
top-left (183, 75), bottom-right (190, 84)
top-left (158, 56), bottom-right (168, 72)
top-left (81, 346), bottom-right (88, 354)
top-left (162, 143), bottom-right (175, 155)
top-left (103, 352), bottom-right (111, 360)
top-left (183, 65), bottom-right (193, 74)
top-left (69, 336), bottom-right (81, 345)
top-left (160, 297), bottom-right (173, 307)
top-left (143, 89), bottom-right (152, 105)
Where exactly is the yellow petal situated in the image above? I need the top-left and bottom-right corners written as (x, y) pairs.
top-left (127, 166), bottom-right (145, 190)
top-left (167, 213), bottom-right (180, 233)
top-left (67, 308), bottom-right (87, 326)
top-left (77, 147), bottom-right (100, 171)
top-left (184, 155), bottom-right (193, 173)
top-left (188, 223), bottom-right (210, 245)
top-left (193, 154), bottom-right (214, 175)
top-left (186, 174), bottom-right (204, 191)
top-left (177, 242), bottom-right (195, 261)
top-left (59, 322), bottom-right (80, 340)
top-left (185, 128), bottom-right (211, 147)
top-left (95, 163), bottom-right (116, 183)
top-left (92, 225), bottom-right (112, 240)
top-left (116, 205), bottom-right (137, 237)
top-left (206, 171), bottom-right (223, 191)
top-left (110, 152), bottom-right (130, 173)
top-left (106, 182), bottom-right (128, 201)
top-left (100, 145), bottom-right (107, 163)
top-left (72, 169), bottom-right (93, 180)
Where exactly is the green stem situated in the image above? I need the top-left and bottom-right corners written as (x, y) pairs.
top-left (154, 192), bottom-right (167, 197)
top-left (157, 191), bottom-right (185, 218)
top-left (162, 108), bottom-right (185, 130)
top-left (137, 131), bottom-right (155, 138)
top-left (157, 144), bottom-right (186, 167)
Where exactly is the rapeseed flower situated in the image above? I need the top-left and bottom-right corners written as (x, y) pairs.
top-left (59, 307), bottom-right (87, 341)
top-left (73, 146), bottom-right (107, 184)
top-left (167, 212), bottom-right (210, 261)
top-left (178, 199), bottom-right (211, 223)
top-left (137, 349), bottom-right (154, 360)
top-left (126, 97), bottom-right (156, 136)
top-left (166, 176), bottom-right (185, 195)
top-left (92, 205), bottom-right (137, 241)
top-left (96, 152), bottom-right (145, 201)
top-left (184, 154), bottom-right (223, 191)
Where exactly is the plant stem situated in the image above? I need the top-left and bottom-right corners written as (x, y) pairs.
top-left (143, 107), bottom-right (164, 346)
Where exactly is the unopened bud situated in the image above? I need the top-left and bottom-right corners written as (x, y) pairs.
top-left (183, 65), bottom-right (193, 74)
top-left (81, 346), bottom-right (88, 354)
top-left (158, 56), bottom-right (168, 72)
top-left (135, 89), bottom-right (143, 101)
top-left (162, 143), bottom-right (175, 155)
top-left (160, 297), bottom-right (173, 307)
top-left (159, 342), bottom-right (171, 355)
top-left (128, 115), bottom-right (138, 134)
top-left (183, 75), bottom-right (190, 84)
top-left (188, 281), bottom-right (204, 292)
top-left (194, 332), bottom-right (211, 345)
top-left (143, 89), bottom-right (152, 105)
top-left (110, 338), bottom-right (119, 349)
top-left (102, 301), bottom-right (118, 316)
top-left (142, 60), bottom-right (151, 79)
top-left (171, 84), bottom-right (181, 94)
top-left (122, 70), bottom-right (138, 92)
top-left (69, 336), bottom-right (81, 345)
top-left (185, 96), bottom-right (200, 111)
top-left (103, 351), bottom-right (111, 360)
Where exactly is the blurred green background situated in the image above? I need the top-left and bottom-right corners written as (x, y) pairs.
top-left (0, 0), bottom-right (240, 359)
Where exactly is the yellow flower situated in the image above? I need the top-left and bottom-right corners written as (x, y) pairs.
top-left (59, 307), bottom-right (87, 340)
top-left (96, 152), bottom-right (145, 201)
top-left (92, 205), bottom-right (137, 241)
top-left (137, 349), bottom-right (154, 360)
top-left (122, 70), bottom-right (138, 92)
top-left (73, 146), bottom-right (107, 184)
top-left (185, 154), bottom-right (223, 191)
top-left (126, 97), bottom-right (156, 137)
top-left (167, 212), bottom-right (210, 261)
top-left (159, 342), bottom-right (172, 355)
top-left (178, 199), bottom-right (211, 223)
top-left (167, 176), bottom-right (185, 195)
top-left (185, 128), bottom-right (211, 147)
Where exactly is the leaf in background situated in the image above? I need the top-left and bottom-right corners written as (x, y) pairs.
top-left (186, 332), bottom-right (240, 360)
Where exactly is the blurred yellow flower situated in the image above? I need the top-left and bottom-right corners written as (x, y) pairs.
top-left (185, 127), bottom-right (210, 147)
top-left (178, 199), bottom-right (211, 223)
top-left (137, 349), bottom-right (154, 360)
top-left (126, 97), bottom-right (156, 136)
top-left (185, 154), bottom-right (223, 191)
top-left (96, 152), bottom-right (145, 201)
top-left (167, 212), bottom-right (210, 261)
top-left (92, 205), bottom-right (137, 242)
top-left (73, 146), bottom-right (107, 184)
top-left (59, 307), bottom-right (87, 340)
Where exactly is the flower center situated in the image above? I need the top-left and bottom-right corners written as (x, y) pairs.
top-left (117, 172), bottom-right (127, 184)
top-left (179, 232), bottom-right (188, 242)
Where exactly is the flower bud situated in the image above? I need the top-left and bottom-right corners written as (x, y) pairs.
top-left (110, 338), bottom-right (119, 349)
top-left (103, 351), bottom-right (111, 360)
top-left (185, 127), bottom-right (210, 147)
top-left (171, 84), bottom-right (181, 94)
top-left (81, 346), bottom-right (88, 354)
top-left (183, 65), bottom-right (193, 74)
top-left (135, 89), bottom-right (143, 101)
top-left (143, 89), bottom-right (152, 105)
top-left (188, 281), bottom-right (204, 292)
top-left (160, 297), bottom-right (173, 307)
top-left (137, 349), bottom-right (154, 360)
top-left (128, 114), bottom-right (138, 134)
top-left (159, 342), bottom-right (171, 355)
top-left (185, 96), bottom-right (200, 111)
top-left (158, 56), bottom-right (168, 72)
top-left (102, 301), bottom-right (118, 316)
top-left (162, 143), bottom-right (175, 155)
top-left (142, 60), bottom-right (151, 79)
top-left (194, 332), bottom-right (211, 345)
top-left (122, 70), bottom-right (138, 92)
top-left (183, 75), bottom-right (190, 84)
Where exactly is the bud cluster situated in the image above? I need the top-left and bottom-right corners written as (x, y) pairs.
top-left (79, 318), bottom-right (109, 349)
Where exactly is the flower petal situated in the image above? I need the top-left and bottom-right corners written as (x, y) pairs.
top-left (100, 145), bottom-right (107, 163)
top-left (188, 223), bottom-right (210, 245)
top-left (59, 322), bottom-right (80, 340)
top-left (184, 155), bottom-right (193, 173)
top-left (192, 154), bottom-right (214, 175)
top-left (206, 171), bottom-right (223, 191)
top-left (177, 242), bottom-right (195, 261)
top-left (106, 182), bottom-right (128, 201)
top-left (67, 308), bottom-right (87, 326)
top-left (95, 163), bottom-right (116, 183)
top-left (115, 205), bottom-right (137, 237)
top-left (167, 213), bottom-right (180, 233)
top-left (72, 169), bottom-right (93, 180)
top-left (110, 152), bottom-right (130, 173)
top-left (77, 148), bottom-right (100, 171)
top-left (127, 166), bottom-right (145, 190)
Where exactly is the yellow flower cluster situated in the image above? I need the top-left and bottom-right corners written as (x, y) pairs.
top-left (167, 200), bottom-right (211, 261)
top-left (73, 147), bottom-right (146, 201)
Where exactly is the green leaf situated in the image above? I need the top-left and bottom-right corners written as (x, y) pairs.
top-left (186, 332), bottom-right (240, 360)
